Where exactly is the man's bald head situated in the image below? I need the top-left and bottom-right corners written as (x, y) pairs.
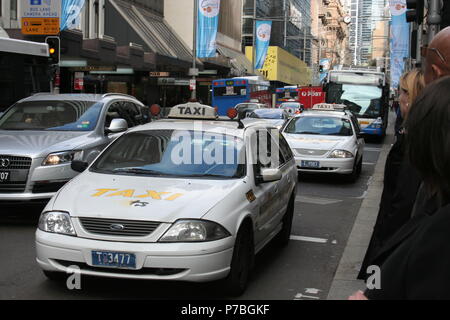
top-left (424, 27), bottom-right (450, 84)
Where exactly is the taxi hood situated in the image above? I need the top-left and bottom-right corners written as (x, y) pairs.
top-left (51, 172), bottom-right (243, 223)
top-left (283, 133), bottom-right (351, 150)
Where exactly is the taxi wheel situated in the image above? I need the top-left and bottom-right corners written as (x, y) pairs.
top-left (43, 270), bottom-right (66, 282)
top-left (276, 194), bottom-right (295, 247)
top-left (225, 224), bottom-right (254, 296)
top-left (346, 157), bottom-right (362, 182)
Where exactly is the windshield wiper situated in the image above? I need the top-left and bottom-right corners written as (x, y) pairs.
top-left (297, 131), bottom-right (321, 135)
top-left (112, 168), bottom-right (165, 176)
top-left (185, 173), bottom-right (232, 179)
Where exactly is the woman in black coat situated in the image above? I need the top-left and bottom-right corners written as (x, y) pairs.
top-left (358, 70), bottom-right (425, 280)
top-left (351, 76), bottom-right (450, 299)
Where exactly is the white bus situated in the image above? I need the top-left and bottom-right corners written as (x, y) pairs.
top-left (0, 37), bottom-right (50, 112)
top-left (324, 69), bottom-right (390, 138)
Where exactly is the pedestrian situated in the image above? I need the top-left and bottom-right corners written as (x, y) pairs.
top-left (357, 27), bottom-right (450, 282)
top-left (357, 69), bottom-right (425, 280)
top-left (350, 76), bottom-right (450, 299)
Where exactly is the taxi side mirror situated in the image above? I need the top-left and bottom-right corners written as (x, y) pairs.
top-left (71, 160), bottom-right (89, 173)
top-left (258, 168), bottom-right (282, 184)
top-left (105, 118), bottom-right (128, 135)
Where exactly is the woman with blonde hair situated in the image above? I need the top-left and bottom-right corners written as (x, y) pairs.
top-left (357, 69), bottom-right (425, 281)
top-left (398, 69), bottom-right (426, 122)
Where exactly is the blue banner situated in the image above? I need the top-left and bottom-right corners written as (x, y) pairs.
top-left (61, 0), bottom-right (86, 31)
top-left (255, 21), bottom-right (272, 70)
top-left (196, 0), bottom-right (221, 58)
top-left (319, 58), bottom-right (330, 83)
top-left (389, 0), bottom-right (410, 89)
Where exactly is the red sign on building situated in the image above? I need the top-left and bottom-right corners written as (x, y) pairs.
top-left (298, 86), bottom-right (326, 109)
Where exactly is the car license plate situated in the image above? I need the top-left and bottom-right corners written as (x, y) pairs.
top-left (91, 251), bottom-right (136, 269)
top-left (301, 161), bottom-right (320, 168)
top-left (0, 171), bottom-right (10, 183)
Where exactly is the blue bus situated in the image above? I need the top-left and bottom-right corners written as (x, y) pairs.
top-left (212, 77), bottom-right (271, 116)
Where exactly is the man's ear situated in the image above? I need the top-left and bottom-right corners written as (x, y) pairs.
top-left (432, 64), bottom-right (446, 79)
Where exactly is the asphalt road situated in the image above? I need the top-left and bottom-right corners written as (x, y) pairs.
top-left (0, 138), bottom-right (385, 300)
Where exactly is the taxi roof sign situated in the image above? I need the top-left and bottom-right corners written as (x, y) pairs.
top-left (168, 103), bottom-right (217, 120)
top-left (312, 103), bottom-right (347, 112)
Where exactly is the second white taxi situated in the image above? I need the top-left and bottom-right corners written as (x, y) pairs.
top-left (282, 104), bottom-right (365, 181)
top-left (35, 103), bottom-right (298, 296)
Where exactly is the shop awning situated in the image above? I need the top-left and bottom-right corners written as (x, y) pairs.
top-left (110, 0), bottom-right (196, 67)
top-left (216, 45), bottom-right (256, 76)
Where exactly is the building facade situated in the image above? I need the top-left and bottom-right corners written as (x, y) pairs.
top-left (318, 0), bottom-right (349, 67)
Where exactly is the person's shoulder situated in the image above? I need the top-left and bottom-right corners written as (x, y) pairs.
top-left (413, 204), bottom-right (450, 243)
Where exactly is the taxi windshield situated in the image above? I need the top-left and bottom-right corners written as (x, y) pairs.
top-left (0, 100), bottom-right (102, 131)
top-left (91, 130), bottom-right (246, 179)
top-left (249, 109), bottom-right (285, 119)
top-left (281, 103), bottom-right (301, 109)
top-left (285, 116), bottom-right (353, 136)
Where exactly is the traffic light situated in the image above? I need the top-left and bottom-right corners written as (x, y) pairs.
top-left (46, 36), bottom-right (60, 65)
top-left (406, 0), bottom-right (425, 24)
top-left (319, 65), bottom-right (324, 73)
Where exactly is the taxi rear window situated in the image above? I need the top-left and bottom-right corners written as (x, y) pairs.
top-left (91, 130), bottom-right (246, 179)
top-left (285, 116), bottom-right (353, 136)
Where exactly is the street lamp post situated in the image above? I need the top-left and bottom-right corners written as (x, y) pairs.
top-left (191, 0), bottom-right (198, 100)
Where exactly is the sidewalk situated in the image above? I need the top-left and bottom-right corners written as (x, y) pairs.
top-left (327, 115), bottom-right (395, 300)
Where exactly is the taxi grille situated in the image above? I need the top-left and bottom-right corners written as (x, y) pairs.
top-left (295, 149), bottom-right (329, 157)
top-left (79, 218), bottom-right (161, 237)
top-left (0, 155), bottom-right (32, 170)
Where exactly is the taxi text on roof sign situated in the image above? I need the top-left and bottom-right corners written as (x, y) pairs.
top-left (312, 103), bottom-right (347, 112)
top-left (168, 103), bottom-right (217, 120)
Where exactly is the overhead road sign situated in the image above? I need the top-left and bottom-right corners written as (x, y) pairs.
top-left (21, 0), bottom-right (61, 35)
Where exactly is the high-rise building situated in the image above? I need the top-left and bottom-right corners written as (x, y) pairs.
top-left (348, 0), bottom-right (359, 65)
top-left (242, 0), bottom-right (312, 65)
top-left (355, 0), bottom-right (388, 65)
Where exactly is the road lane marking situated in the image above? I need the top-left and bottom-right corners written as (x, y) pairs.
top-left (363, 162), bottom-right (375, 166)
top-left (294, 293), bottom-right (320, 300)
top-left (290, 235), bottom-right (328, 244)
top-left (305, 288), bottom-right (322, 294)
top-left (295, 196), bottom-right (342, 205)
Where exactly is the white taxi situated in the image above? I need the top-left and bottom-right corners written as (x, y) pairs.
top-left (35, 103), bottom-right (298, 296)
top-left (282, 104), bottom-right (365, 181)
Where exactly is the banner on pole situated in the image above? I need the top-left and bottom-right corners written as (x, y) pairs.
top-left (255, 21), bottom-right (272, 70)
top-left (389, 0), bottom-right (410, 89)
top-left (61, 0), bottom-right (86, 31)
top-left (196, 0), bottom-right (221, 58)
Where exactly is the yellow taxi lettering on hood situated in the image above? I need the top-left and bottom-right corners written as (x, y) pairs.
top-left (107, 189), bottom-right (135, 198)
top-left (92, 189), bottom-right (119, 197)
top-left (165, 193), bottom-right (183, 201)
top-left (136, 191), bottom-right (170, 200)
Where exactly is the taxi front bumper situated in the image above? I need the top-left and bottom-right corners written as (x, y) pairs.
top-left (36, 230), bottom-right (234, 282)
top-left (294, 156), bottom-right (355, 174)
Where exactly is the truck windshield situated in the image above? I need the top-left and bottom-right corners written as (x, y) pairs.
top-left (326, 83), bottom-right (382, 118)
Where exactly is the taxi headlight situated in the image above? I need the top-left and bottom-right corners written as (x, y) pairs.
top-left (159, 220), bottom-right (231, 242)
top-left (42, 151), bottom-right (82, 166)
top-left (38, 211), bottom-right (76, 236)
top-left (328, 150), bottom-right (354, 158)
